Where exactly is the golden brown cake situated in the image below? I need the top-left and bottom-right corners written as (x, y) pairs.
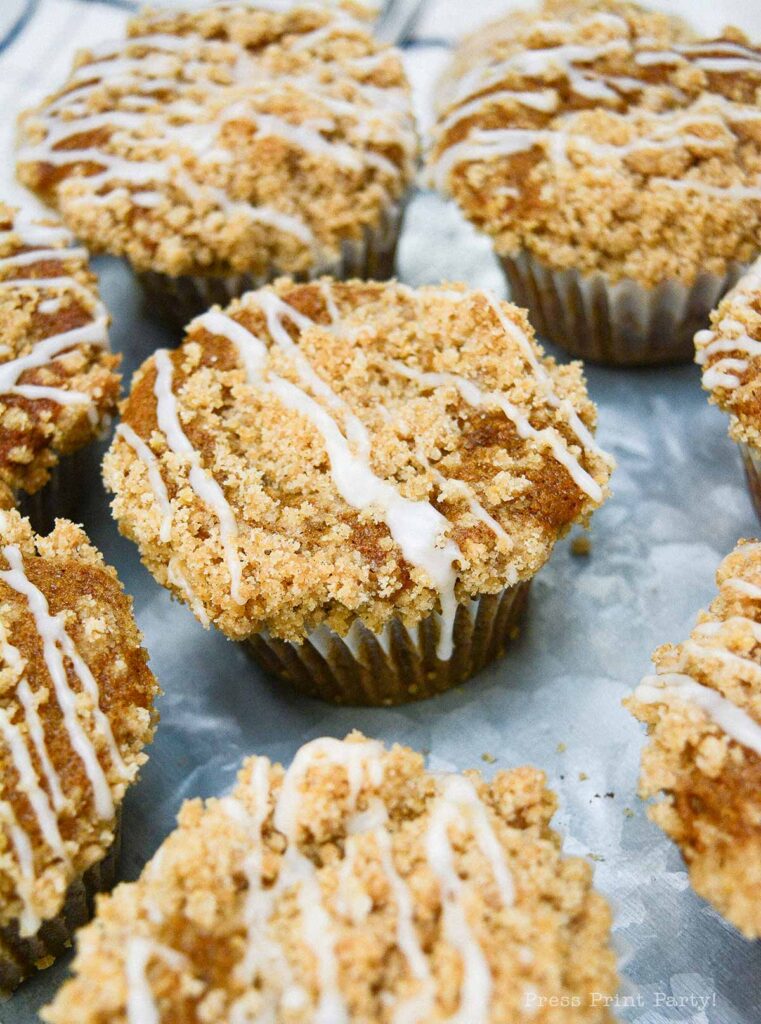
top-left (0, 510), bottom-right (159, 991)
top-left (695, 257), bottom-right (761, 520)
top-left (429, 0), bottom-right (761, 365)
top-left (627, 539), bottom-right (761, 939)
top-left (103, 277), bottom-right (613, 704)
top-left (43, 733), bottom-right (618, 1023)
top-left (0, 202), bottom-right (119, 526)
top-left (16, 3), bottom-right (418, 327)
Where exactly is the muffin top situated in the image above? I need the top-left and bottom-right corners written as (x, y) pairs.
top-left (0, 202), bottom-right (120, 507)
top-left (429, 0), bottom-right (761, 287)
top-left (627, 539), bottom-right (761, 939)
top-left (16, 4), bottom-right (417, 281)
top-left (103, 278), bottom-right (613, 645)
top-left (695, 255), bottom-right (761, 446)
top-left (43, 733), bottom-right (618, 1024)
top-left (0, 511), bottom-right (159, 938)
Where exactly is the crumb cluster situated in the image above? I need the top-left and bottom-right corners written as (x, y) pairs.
top-left (0, 510), bottom-right (159, 937)
top-left (0, 202), bottom-right (120, 502)
top-left (44, 733), bottom-right (618, 1024)
top-left (695, 255), bottom-right (761, 447)
top-left (103, 278), bottom-right (613, 642)
top-left (17, 5), bottom-right (416, 280)
top-left (626, 539), bottom-right (761, 938)
top-left (430, 0), bottom-right (761, 286)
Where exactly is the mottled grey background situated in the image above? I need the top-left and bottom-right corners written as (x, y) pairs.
top-left (2, 2), bottom-right (761, 1022)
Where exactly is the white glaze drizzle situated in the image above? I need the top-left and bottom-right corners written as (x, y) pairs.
top-left (122, 738), bottom-right (516, 1019)
top-left (0, 544), bottom-right (125, 819)
top-left (193, 297), bottom-right (463, 660)
top-left (18, 13), bottom-right (413, 255)
top-left (695, 262), bottom-right (761, 391)
top-left (634, 672), bottom-right (761, 757)
top-left (153, 349), bottom-right (244, 606)
top-left (433, 21), bottom-right (761, 204)
top-left (0, 212), bottom-right (109, 411)
top-left (125, 937), bottom-right (189, 1024)
top-left (391, 360), bottom-right (601, 502)
top-left (425, 773), bottom-right (513, 1024)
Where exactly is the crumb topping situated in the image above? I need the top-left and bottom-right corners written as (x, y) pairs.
top-left (626, 539), bottom-right (761, 938)
top-left (17, 5), bottom-right (417, 279)
top-left (103, 278), bottom-right (613, 644)
top-left (695, 255), bottom-right (761, 447)
top-left (0, 510), bottom-right (159, 937)
top-left (429, 0), bottom-right (761, 287)
top-left (42, 733), bottom-right (618, 1024)
top-left (0, 202), bottom-right (120, 502)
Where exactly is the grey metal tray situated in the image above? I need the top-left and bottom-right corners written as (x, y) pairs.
top-left (3, 4), bottom-right (761, 1022)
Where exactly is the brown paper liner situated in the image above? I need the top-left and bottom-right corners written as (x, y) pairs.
top-left (501, 251), bottom-right (747, 367)
top-left (247, 581), bottom-right (530, 706)
top-left (739, 442), bottom-right (761, 522)
top-left (17, 440), bottom-right (103, 535)
top-left (138, 201), bottom-right (406, 329)
top-left (0, 811), bottom-right (122, 994)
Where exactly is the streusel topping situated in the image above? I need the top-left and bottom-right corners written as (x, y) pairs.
top-left (16, 4), bottom-right (416, 280)
top-left (695, 255), bottom-right (761, 447)
top-left (103, 278), bottom-right (613, 645)
top-left (429, 0), bottom-right (761, 287)
top-left (0, 202), bottom-right (119, 503)
top-left (0, 511), bottom-right (159, 938)
top-left (627, 539), bottom-right (761, 938)
top-left (43, 733), bottom-right (618, 1024)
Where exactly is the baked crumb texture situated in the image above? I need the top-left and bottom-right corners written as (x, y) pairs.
top-left (43, 733), bottom-right (618, 1024)
top-left (16, 5), bottom-right (417, 284)
top-left (429, 0), bottom-right (761, 289)
top-left (627, 539), bottom-right (761, 939)
top-left (0, 510), bottom-right (159, 990)
top-left (103, 279), bottom-right (612, 662)
top-left (0, 202), bottom-right (119, 506)
top-left (695, 256), bottom-right (761, 448)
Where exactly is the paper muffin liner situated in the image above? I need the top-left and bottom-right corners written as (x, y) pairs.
top-left (0, 810), bottom-right (122, 994)
top-left (17, 441), bottom-right (102, 535)
top-left (738, 442), bottom-right (761, 522)
top-left (138, 201), bottom-right (406, 329)
top-left (246, 580), bottom-right (530, 706)
top-left (501, 251), bottom-right (747, 367)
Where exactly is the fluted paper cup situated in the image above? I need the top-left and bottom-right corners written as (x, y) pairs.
top-left (502, 250), bottom-right (748, 367)
top-left (247, 581), bottom-right (530, 706)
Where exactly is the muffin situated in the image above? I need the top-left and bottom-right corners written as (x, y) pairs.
top-left (626, 539), bottom-right (761, 939)
top-left (0, 510), bottom-right (159, 991)
top-left (695, 257), bottom-right (761, 520)
top-left (43, 732), bottom-right (618, 1023)
top-left (429, 0), bottom-right (761, 366)
top-left (0, 202), bottom-right (120, 530)
top-left (16, 3), bottom-right (418, 329)
top-left (103, 278), bottom-right (613, 705)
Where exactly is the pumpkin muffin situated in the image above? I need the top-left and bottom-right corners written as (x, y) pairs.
top-left (0, 510), bottom-right (159, 991)
top-left (43, 733), bottom-right (618, 1024)
top-left (695, 257), bottom-right (761, 520)
top-left (429, 0), bottom-right (761, 365)
top-left (16, 3), bottom-right (418, 328)
top-left (0, 202), bottom-right (119, 530)
top-left (103, 277), bottom-right (613, 705)
top-left (626, 539), bottom-right (761, 939)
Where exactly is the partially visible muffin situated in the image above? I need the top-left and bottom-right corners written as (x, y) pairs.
top-left (43, 733), bottom-right (618, 1023)
top-left (0, 202), bottom-right (119, 527)
top-left (429, 0), bottom-right (761, 365)
top-left (103, 277), bottom-right (613, 704)
top-left (695, 257), bottom-right (761, 520)
top-left (17, 4), bottom-right (418, 327)
top-left (0, 510), bottom-right (159, 991)
top-left (626, 539), bottom-right (761, 938)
